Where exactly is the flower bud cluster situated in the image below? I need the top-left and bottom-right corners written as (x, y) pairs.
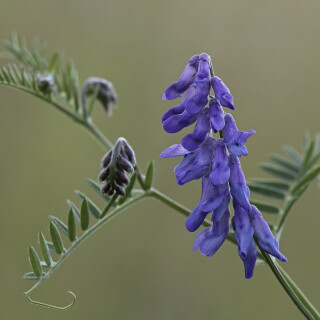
top-left (99, 138), bottom-right (136, 196)
top-left (160, 54), bottom-right (286, 278)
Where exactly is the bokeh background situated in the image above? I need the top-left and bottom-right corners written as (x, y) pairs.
top-left (0, 0), bottom-right (319, 319)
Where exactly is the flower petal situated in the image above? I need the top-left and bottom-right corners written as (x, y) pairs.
top-left (193, 210), bottom-right (230, 257)
top-left (249, 205), bottom-right (287, 262)
top-left (162, 55), bottom-right (200, 100)
top-left (211, 76), bottom-right (235, 110)
top-left (210, 139), bottom-right (230, 185)
top-left (181, 108), bottom-right (210, 151)
top-left (159, 144), bottom-right (190, 158)
top-left (229, 154), bottom-right (251, 211)
top-left (209, 98), bottom-right (225, 133)
top-left (162, 105), bottom-right (198, 133)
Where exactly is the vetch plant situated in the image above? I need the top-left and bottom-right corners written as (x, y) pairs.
top-left (0, 34), bottom-right (319, 319)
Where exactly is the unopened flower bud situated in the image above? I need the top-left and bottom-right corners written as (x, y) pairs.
top-left (99, 138), bottom-right (136, 196)
top-left (81, 77), bottom-right (118, 116)
top-left (36, 73), bottom-right (55, 94)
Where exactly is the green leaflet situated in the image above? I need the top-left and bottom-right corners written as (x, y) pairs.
top-left (259, 163), bottom-right (297, 181)
top-left (38, 231), bottom-right (52, 267)
top-left (250, 199), bottom-right (280, 214)
top-left (49, 222), bottom-right (64, 254)
top-left (247, 181), bottom-right (285, 200)
top-left (67, 200), bottom-right (81, 222)
top-left (74, 191), bottom-right (101, 219)
top-left (144, 160), bottom-right (154, 190)
top-left (49, 216), bottom-right (69, 238)
top-left (282, 145), bottom-right (302, 166)
top-left (68, 209), bottom-right (76, 242)
top-left (80, 198), bottom-right (90, 231)
top-left (248, 178), bottom-right (290, 191)
top-left (269, 154), bottom-right (300, 173)
top-left (29, 246), bottom-right (42, 278)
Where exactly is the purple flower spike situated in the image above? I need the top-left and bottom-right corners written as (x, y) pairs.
top-left (210, 139), bottom-right (230, 185)
top-left (249, 206), bottom-right (287, 262)
top-left (162, 104), bottom-right (198, 134)
top-left (184, 54), bottom-right (211, 115)
top-left (181, 108), bottom-right (210, 151)
top-left (211, 76), bottom-right (235, 110)
top-left (209, 98), bottom-right (225, 133)
top-left (229, 154), bottom-right (251, 211)
top-left (162, 55), bottom-right (200, 100)
top-left (193, 209), bottom-right (230, 257)
top-left (223, 114), bottom-right (255, 157)
top-left (175, 137), bottom-right (214, 185)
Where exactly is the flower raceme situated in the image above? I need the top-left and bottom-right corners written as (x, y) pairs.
top-left (160, 53), bottom-right (287, 278)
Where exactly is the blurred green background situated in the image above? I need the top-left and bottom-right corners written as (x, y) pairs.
top-left (0, 0), bottom-right (319, 319)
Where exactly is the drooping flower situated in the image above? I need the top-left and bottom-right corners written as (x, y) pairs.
top-left (209, 98), bottom-right (225, 133)
top-left (249, 206), bottom-right (287, 262)
top-left (193, 209), bottom-right (230, 257)
top-left (174, 137), bottom-right (214, 185)
top-left (228, 154), bottom-right (251, 211)
top-left (210, 139), bottom-right (230, 185)
top-left (211, 76), bottom-right (235, 110)
top-left (181, 108), bottom-right (210, 151)
top-left (223, 114), bottom-right (255, 157)
top-left (162, 55), bottom-right (200, 100)
top-left (184, 53), bottom-right (211, 115)
top-left (162, 104), bottom-right (198, 134)
top-left (185, 176), bottom-right (231, 231)
top-left (232, 201), bottom-right (257, 279)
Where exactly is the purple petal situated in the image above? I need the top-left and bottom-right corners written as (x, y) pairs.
top-left (249, 206), bottom-right (287, 262)
top-left (243, 240), bottom-right (257, 279)
top-left (193, 210), bottom-right (230, 257)
top-left (210, 139), bottom-right (230, 185)
top-left (201, 182), bottom-right (229, 213)
top-left (174, 152), bottom-right (198, 172)
top-left (162, 105), bottom-right (198, 133)
top-left (159, 144), bottom-right (190, 158)
top-left (162, 55), bottom-right (199, 100)
top-left (175, 138), bottom-right (214, 185)
top-left (232, 201), bottom-right (254, 259)
top-left (181, 108), bottom-right (210, 151)
top-left (229, 154), bottom-right (251, 211)
top-left (185, 202), bottom-right (209, 232)
top-left (211, 76), bottom-right (235, 110)
top-left (211, 190), bottom-right (231, 222)
top-left (209, 98), bottom-right (225, 133)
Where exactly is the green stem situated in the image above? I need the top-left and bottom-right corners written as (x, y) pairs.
top-left (257, 245), bottom-right (317, 320)
top-left (25, 193), bottom-right (147, 296)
